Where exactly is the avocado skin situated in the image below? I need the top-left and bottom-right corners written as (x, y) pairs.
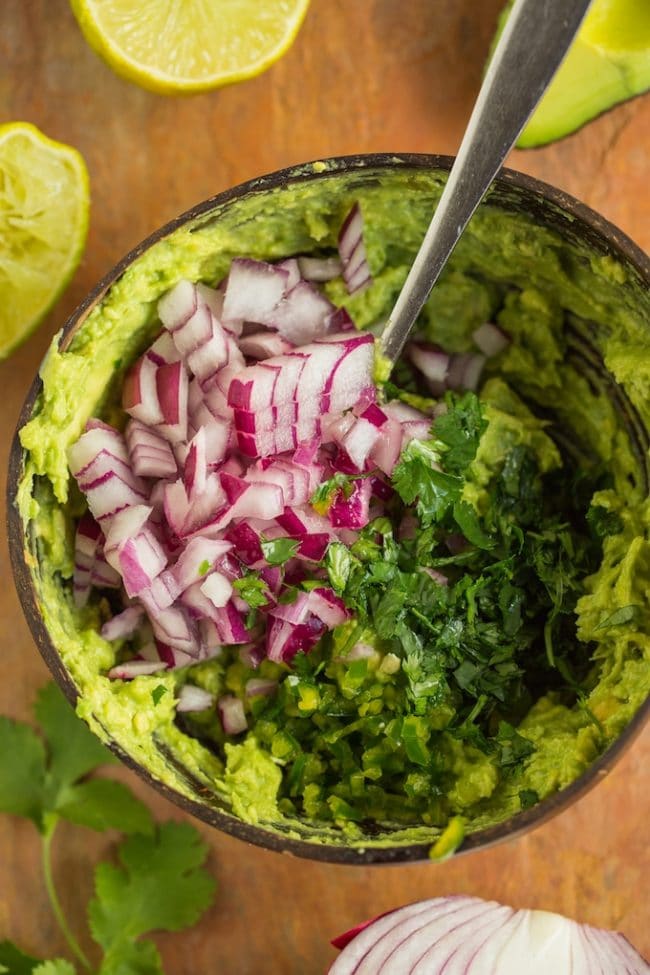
top-left (489, 0), bottom-right (650, 149)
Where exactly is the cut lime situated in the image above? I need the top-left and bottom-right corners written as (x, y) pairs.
top-left (0, 123), bottom-right (89, 359)
top-left (69, 0), bottom-right (311, 95)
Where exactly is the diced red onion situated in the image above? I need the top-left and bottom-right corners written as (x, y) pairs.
top-left (297, 255), bottom-right (343, 282)
top-left (269, 281), bottom-right (335, 345)
top-left (108, 659), bottom-right (168, 679)
top-left (370, 417), bottom-right (403, 476)
top-left (239, 331), bottom-right (294, 360)
top-left (122, 355), bottom-right (165, 426)
top-left (222, 258), bottom-right (289, 329)
top-left (218, 694), bottom-right (248, 735)
top-left (176, 684), bottom-right (214, 713)
top-left (80, 470), bottom-right (149, 524)
top-left (126, 419), bottom-right (177, 479)
top-left (200, 571), bottom-right (233, 609)
top-left (155, 361), bottom-right (189, 443)
top-left (276, 258), bottom-right (301, 290)
top-left (420, 567), bottom-right (448, 587)
top-left (400, 419), bottom-right (433, 447)
top-left (342, 417), bottom-right (381, 471)
top-left (68, 424), bottom-right (130, 477)
top-left (473, 321), bottom-right (510, 357)
top-left (337, 641), bottom-right (376, 663)
top-left (90, 552), bottom-right (122, 589)
top-left (103, 504), bottom-right (153, 560)
top-left (186, 322), bottom-right (230, 385)
top-left (145, 331), bottom-right (181, 366)
top-left (238, 643), bottom-right (265, 669)
top-left (184, 427), bottom-right (207, 499)
top-left (245, 678), bottom-right (278, 698)
top-left (100, 605), bottom-right (145, 641)
top-left (329, 477), bottom-right (372, 530)
top-left (117, 530), bottom-right (168, 598)
top-left (338, 203), bottom-right (372, 295)
top-left (326, 307), bottom-right (356, 333)
top-left (266, 615), bottom-right (326, 663)
top-left (407, 341), bottom-right (450, 395)
top-left (150, 605), bottom-right (200, 655)
top-left (307, 587), bottom-right (350, 628)
top-left (157, 279), bottom-right (198, 332)
top-left (460, 352), bottom-right (486, 392)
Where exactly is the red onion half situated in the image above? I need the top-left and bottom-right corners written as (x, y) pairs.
top-left (329, 896), bottom-right (649, 974)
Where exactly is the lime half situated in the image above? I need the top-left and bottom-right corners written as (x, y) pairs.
top-left (70, 0), bottom-right (311, 94)
top-left (0, 123), bottom-right (89, 359)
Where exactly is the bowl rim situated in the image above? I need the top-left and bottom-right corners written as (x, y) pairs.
top-left (7, 151), bottom-right (650, 865)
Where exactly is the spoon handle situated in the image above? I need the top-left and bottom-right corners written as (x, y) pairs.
top-left (379, 0), bottom-right (593, 366)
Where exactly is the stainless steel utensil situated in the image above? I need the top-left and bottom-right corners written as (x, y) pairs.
top-left (379, 0), bottom-right (593, 366)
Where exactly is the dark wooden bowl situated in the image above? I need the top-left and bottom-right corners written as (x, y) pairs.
top-left (7, 154), bottom-right (650, 863)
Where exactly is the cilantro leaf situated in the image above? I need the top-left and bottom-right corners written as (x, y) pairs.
top-left (89, 823), bottom-right (216, 969)
top-left (98, 940), bottom-right (161, 975)
top-left (0, 941), bottom-right (43, 975)
top-left (0, 719), bottom-right (46, 826)
top-left (0, 684), bottom-right (150, 836)
top-left (496, 721), bottom-right (535, 768)
top-left (519, 788), bottom-right (539, 810)
top-left (595, 604), bottom-right (641, 630)
top-left (587, 504), bottom-right (623, 539)
top-left (392, 439), bottom-right (461, 526)
top-left (35, 682), bottom-right (115, 790)
top-left (33, 963), bottom-right (77, 975)
top-left (325, 542), bottom-right (354, 593)
top-left (151, 685), bottom-right (167, 707)
top-left (433, 391), bottom-right (487, 473)
top-left (233, 574), bottom-right (269, 608)
top-left (55, 779), bottom-right (153, 835)
top-left (452, 500), bottom-right (493, 549)
top-left (260, 537), bottom-right (300, 566)
top-left (198, 559), bottom-right (211, 576)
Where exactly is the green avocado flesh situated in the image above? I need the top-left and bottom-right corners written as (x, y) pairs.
top-left (493, 0), bottom-right (650, 148)
top-left (16, 162), bottom-right (650, 851)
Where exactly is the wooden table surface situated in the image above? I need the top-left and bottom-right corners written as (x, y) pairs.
top-left (1, 2), bottom-right (648, 971)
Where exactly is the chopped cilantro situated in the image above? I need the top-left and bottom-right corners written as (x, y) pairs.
top-left (587, 504), bottom-right (623, 539)
top-left (325, 542), bottom-right (354, 593)
top-left (198, 559), bottom-right (211, 576)
top-left (178, 390), bottom-right (605, 831)
top-left (519, 788), bottom-right (540, 810)
top-left (433, 390), bottom-right (487, 473)
top-left (495, 721), bottom-right (535, 768)
top-left (259, 537), bottom-right (300, 566)
top-left (151, 685), bottom-right (167, 706)
top-left (233, 574), bottom-right (269, 609)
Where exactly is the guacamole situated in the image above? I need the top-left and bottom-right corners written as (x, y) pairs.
top-left (16, 161), bottom-right (650, 850)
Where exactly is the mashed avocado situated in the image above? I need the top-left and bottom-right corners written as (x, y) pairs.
top-left (15, 161), bottom-right (650, 850)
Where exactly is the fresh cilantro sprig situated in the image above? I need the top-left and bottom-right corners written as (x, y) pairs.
top-left (0, 684), bottom-right (216, 975)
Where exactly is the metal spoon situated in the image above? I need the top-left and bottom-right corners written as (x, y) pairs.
top-left (379, 0), bottom-right (593, 367)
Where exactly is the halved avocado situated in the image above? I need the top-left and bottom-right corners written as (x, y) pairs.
top-left (490, 0), bottom-right (650, 148)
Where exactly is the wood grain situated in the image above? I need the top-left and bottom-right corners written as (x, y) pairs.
top-left (1, 1), bottom-right (648, 971)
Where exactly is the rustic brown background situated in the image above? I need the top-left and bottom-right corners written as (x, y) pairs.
top-left (1, 1), bottom-right (649, 971)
